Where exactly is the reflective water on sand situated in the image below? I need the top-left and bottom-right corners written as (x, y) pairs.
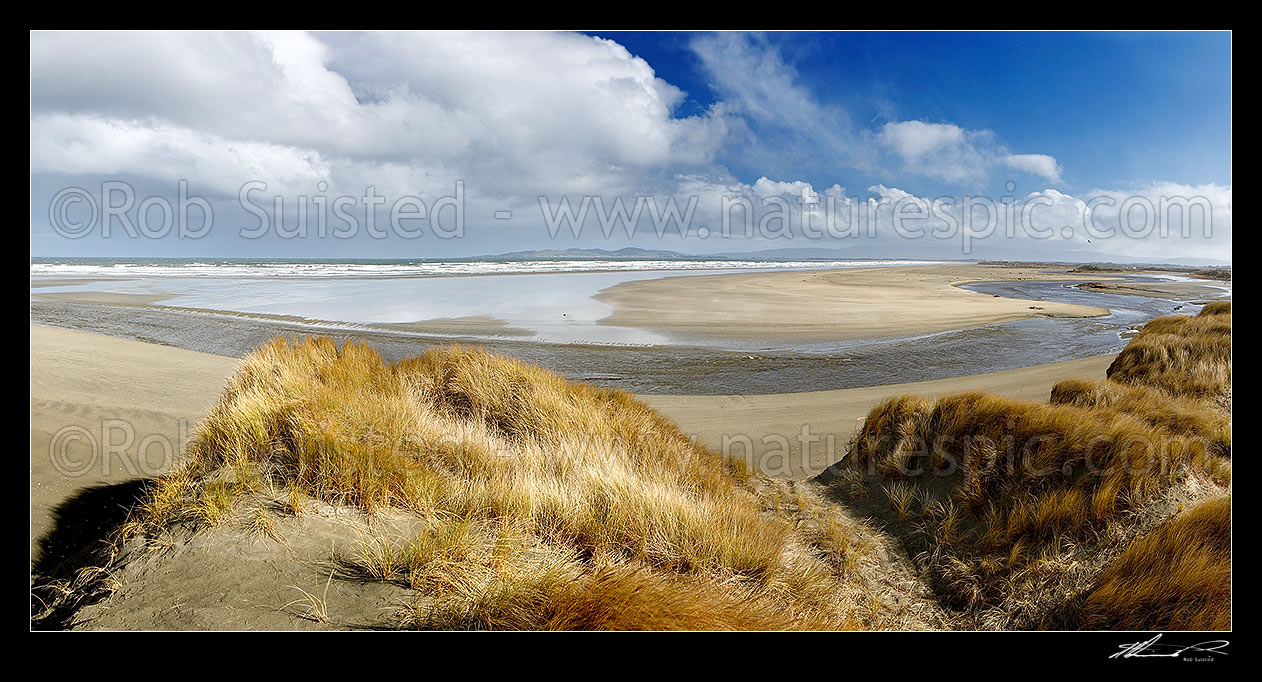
top-left (30, 272), bottom-right (1229, 395)
top-left (31, 262), bottom-right (957, 348)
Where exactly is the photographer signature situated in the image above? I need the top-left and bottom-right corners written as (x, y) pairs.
top-left (1111, 634), bottom-right (1229, 660)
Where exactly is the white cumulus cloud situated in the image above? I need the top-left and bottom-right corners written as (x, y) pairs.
top-left (1004, 153), bottom-right (1064, 184)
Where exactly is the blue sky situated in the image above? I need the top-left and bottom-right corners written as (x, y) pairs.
top-left (29, 31), bottom-right (1232, 262)
top-left (594, 31), bottom-right (1231, 194)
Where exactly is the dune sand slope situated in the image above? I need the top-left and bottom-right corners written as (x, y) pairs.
top-left (30, 325), bottom-right (238, 561)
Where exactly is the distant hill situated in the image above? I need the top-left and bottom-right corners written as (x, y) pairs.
top-left (713, 247), bottom-right (898, 261)
top-left (491, 247), bottom-right (698, 260)
top-left (487, 245), bottom-right (1229, 267)
top-left (489, 246), bottom-right (918, 261)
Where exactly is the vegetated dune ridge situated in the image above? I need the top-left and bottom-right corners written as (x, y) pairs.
top-left (642, 355), bottom-right (1118, 480)
top-left (817, 302), bottom-right (1231, 630)
top-left (1106, 301), bottom-right (1232, 408)
top-left (1070, 494), bottom-right (1230, 630)
top-left (35, 338), bottom-right (949, 631)
top-left (31, 305), bottom-right (1230, 631)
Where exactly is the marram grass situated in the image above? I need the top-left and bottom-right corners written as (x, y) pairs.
top-left (836, 306), bottom-right (1231, 628)
top-left (1106, 306), bottom-right (1232, 404)
top-left (131, 336), bottom-right (862, 630)
top-left (1073, 495), bottom-right (1230, 631)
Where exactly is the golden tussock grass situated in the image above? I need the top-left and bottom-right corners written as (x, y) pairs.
top-left (1198, 301), bottom-right (1231, 317)
top-left (852, 391), bottom-right (1223, 547)
top-left (397, 559), bottom-right (804, 630)
top-left (130, 336), bottom-right (860, 630)
top-left (1107, 308), bottom-right (1231, 404)
top-left (838, 307), bottom-right (1231, 625)
top-left (1071, 495), bottom-right (1230, 630)
top-left (1049, 378), bottom-right (1230, 457)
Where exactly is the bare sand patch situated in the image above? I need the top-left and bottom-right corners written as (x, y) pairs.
top-left (1074, 280), bottom-right (1228, 300)
top-left (30, 326), bottom-right (238, 562)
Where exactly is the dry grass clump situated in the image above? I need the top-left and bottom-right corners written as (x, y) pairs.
top-left (1107, 309), bottom-right (1231, 403)
top-left (1198, 301), bottom-right (1231, 316)
top-left (1071, 495), bottom-right (1230, 630)
top-left (853, 390), bottom-right (1222, 541)
top-left (839, 388), bottom-right (1227, 621)
top-left (829, 306), bottom-right (1231, 626)
top-left (395, 556), bottom-right (806, 631)
top-left (129, 336), bottom-right (860, 630)
top-left (1050, 378), bottom-right (1230, 457)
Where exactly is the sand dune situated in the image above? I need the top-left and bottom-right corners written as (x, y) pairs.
top-left (29, 326), bottom-right (238, 562)
top-left (31, 323), bottom-right (1115, 565)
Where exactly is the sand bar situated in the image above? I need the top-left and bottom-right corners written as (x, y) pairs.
top-left (1073, 280), bottom-right (1229, 300)
top-left (596, 264), bottom-right (1112, 343)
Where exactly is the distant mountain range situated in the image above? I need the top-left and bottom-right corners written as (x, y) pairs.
top-left (491, 247), bottom-right (701, 260)
top-left (489, 246), bottom-right (918, 261)
top-left (487, 246), bottom-right (1229, 268)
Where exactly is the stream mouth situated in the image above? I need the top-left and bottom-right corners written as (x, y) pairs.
top-left (30, 272), bottom-right (1228, 396)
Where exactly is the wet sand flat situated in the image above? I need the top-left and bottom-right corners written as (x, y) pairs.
top-left (35, 263), bottom-right (1115, 349)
